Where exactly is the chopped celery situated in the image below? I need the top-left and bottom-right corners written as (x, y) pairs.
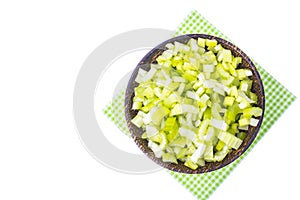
top-left (190, 143), bottom-right (206, 163)
top-left (179, 127), bottom-right (196, 141)
top-left (243, 107), bottom-right (263, 117)
top-left (184, 157), bottom-right (199, 170)
top-left (206, 39), bottom-right (218, 47)
top-left (211, 119), bottom-right (228, 131)
top-left (162, 152), bottom-right (178, 164)
top-left (218, 131), bottom-right (242, 150)
top-left (197, 38), bottom-right (206, 48)
top-left (223, 96), bottom-right (235, 107)
top-left (250, 118), bottom-right (259, 126)
top-left (215, 140), bottom-right (225, 151)
top-left (131, 37), bottom-right (263, 169)
top-left (145, 125), bottom-right (159, 137)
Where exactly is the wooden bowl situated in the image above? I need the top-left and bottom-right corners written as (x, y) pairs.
top-left (125, 34), bottom-right (265, 174)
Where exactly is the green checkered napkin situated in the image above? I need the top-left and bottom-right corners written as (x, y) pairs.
top-left (103, 10), bottom-right (296, 200)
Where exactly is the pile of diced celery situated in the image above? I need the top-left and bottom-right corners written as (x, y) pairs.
top-left (131, 37), bottom-right (262, 170)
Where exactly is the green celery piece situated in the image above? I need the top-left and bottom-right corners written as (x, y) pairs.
top-left (249, 92), bottom-right (258, 103)
top-left (203, 108), bottom-right (212, 120)
top-left (166, 123), bottom-right (179, 142)
top-left (221, 75), bottom-right (235, 86)
top-left (168, 82), bottom-right (180, 91)
top-left (197, 38), bottom-right (206, 48)
top-left (183, 70), bottom-right (198, 82)
top-left (221, 49), bottom-right (232, 62)
top-left (215, 140), bottom-right (225, 151)
top-left (143, 87), bottom-right (154, 99)
top-left (198, 93), bottom-right (210, 107)
top-left (198, 47), bottom-right (206, 55)
top-left (243, 107), bottom-right (263, 117)
top-left (237, 132), bottom-right (246, 140)
top-left (132, 101), bottom-right (142, 110)
top-left (182, 97), bottom-right (193, 105)
top-left (184, 156), bottom-right (199, 170)
top-left (227, 62), bottom-right (237, 76)
top-left (151, 106), bottom-right (170, 125)
top-left (196, 159), bottom-right (205, 167)
top-left (204, 145), bottom-right (214, 161)
top-left (230, 123), bottom-right (239, 133)
top-left (186, 144), bottom-right (197, 155)
top-left (159, 132), bottom-right (168, 150)
top-left (205, 39), bottom-right (218, 47)
top-left (223, 96), bottom-right (235, 107)
top-left (238, 116), bottom-right (250, 127)
top-left (161, 87), bottom-right (171, 98)
top-left (239, 80), bottom-right (249, 92)
top-left (140, 98), bottom-right (159, 113)
top-left (218, 131), bottom-right (242, 150)
top-left (134, 86), bottom-right (145, 98)
top-left (231, 77), bottom-right (241, 87)
top-left (131, 114), bottom-right (144, 128)
top-left (183, 62), bottom-right (198, 71)
top-left (214, 145), bottom-right (230, 162)
top-left (229, 86), bottom-right (238, 98)
top-left (236, 69), bottom-right (247, 80)
top-left (198, 119), bottom-right (211, 135)
top-left (149, 133), bottom-right (162, 144)
top-left (212, 44), bottom-right (223, 53)
top-left (177, 148), bottom-right (188, 159)
top-left (216, 63), bottom-right (230, 78)
top-left (163, 93), bottom-right (180, 107)
top-left (164, 117), bottom-right (177, 131)
top-left (170, 104), bottom-right (183, 116)
top-left (232, 56), bottom-right (242, 68)
top-left (169, 136), bottom-right (187, 148)
top-left (153, 87), bottom-right (162, 98)
top-left (162, 152), bottom-right (178, 164)
top-left (171, 56), bottom-right (183, 67)
top-left (225, 102), bottom-right (241, 125)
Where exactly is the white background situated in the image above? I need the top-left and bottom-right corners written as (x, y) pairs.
top-left (1, 0), bottom-right (300, 200)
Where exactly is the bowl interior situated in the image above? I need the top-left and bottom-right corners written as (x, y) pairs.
top-left (125, 34), bottom-right (265, 174)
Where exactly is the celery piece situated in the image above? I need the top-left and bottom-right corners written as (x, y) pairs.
top-left (197, 38), bottom-right (206, 48)
top-left (170, 104), bottom-right (183, 116)
top-left (146, 125), bottom-right (159, 137)
top-left (211, 119), bottom-right (228, 131)
top-left (179, 127), bottom-right (196, 141)
top-left (215, 140), bottom-right (225, 151)
top-left (218, 131), bottom-right (242, 150)
top-left (205, 39), bottom-right (218, 48)
top-left (131, 114), bottom-right (144, 128)
top-left (232, 57), bottom-right (242, 68)
top-left (238, 117), bottom-right (250, 127)
top-left (237, 132), bottom-right (246, 140)
top-left (221, 49), bottom-right (232, 62)
top-left (169, 137), bottom-right (187, 148)
top-left (164, 117), bottom-right (177, 131)
top-left (223, 96), bottom-right (235, 107)
top-left (243, 107), bottom-right (263, 117)
top-left (198, 119), bottom-right (211, 136)
top-left (150, 106), bottom-right (170, 125)
top-left (190, 143), bottom-right (206, 163)
top-left (132, 101), bottom-right (142, 110)
top-left (148, 141), bottom-right (162, 158)
top-left (250, 118), bottom-right (259, 126)
top-left (214, 145), bottom-right (229, 162)
top-left (184, 157), bottom-right (199, 170)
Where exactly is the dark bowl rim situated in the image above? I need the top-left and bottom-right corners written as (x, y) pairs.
top-left (125, 34), bottom-right (265, 174)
